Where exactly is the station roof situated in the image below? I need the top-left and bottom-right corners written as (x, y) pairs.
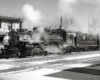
top-left (0, 9), bottom-right (23, 21)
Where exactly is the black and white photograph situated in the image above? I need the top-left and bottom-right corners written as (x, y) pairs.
top-left (0, 0), bottom-right (100, 80)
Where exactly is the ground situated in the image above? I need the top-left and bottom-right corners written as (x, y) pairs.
top-left (0, 51), bottom-right (100, 80)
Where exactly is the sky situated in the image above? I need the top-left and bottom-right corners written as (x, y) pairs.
top-left (0, 0), bottom-right (59, 18)
top-left (0, 0), bottom-right (100, 33)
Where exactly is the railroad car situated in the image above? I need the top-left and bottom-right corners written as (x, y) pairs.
top-left (75, 33), bottom-right (98, 51)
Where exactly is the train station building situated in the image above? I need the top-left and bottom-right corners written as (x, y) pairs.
top-left (0, 9), bottom-right (23, 34)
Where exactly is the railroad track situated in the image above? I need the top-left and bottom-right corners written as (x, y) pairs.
top-left (2, 50), bottom-right (100, 62)
top-left (0, 51), bottom-right (100, 74)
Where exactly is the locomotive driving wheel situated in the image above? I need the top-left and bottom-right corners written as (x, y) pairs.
top-left (25, 49), bottom-right (33, 56)
top-left (4, 46), bottom-right (19, 58)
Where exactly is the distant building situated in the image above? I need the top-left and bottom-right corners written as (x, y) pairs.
top-left (0, 9), bottom-right (23, 34)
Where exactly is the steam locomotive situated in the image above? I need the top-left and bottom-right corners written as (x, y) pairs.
top-left (0, 27), bottom-right (63, 58)
top-left (0, 26), bottom-right (100, 58)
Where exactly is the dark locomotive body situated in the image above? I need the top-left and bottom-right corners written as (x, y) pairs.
top-left (75, 33), bottom-right (99, 51)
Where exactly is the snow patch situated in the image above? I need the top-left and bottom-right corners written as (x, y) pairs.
top-left (64, 53), bottom-right (100, 60)
top-left (0, 64), bottom-right (19, 70)
top-left (0, 68), bottom-right (67, 80)
top-left (64, 63), bottom-right (92, 68)
top-left (0, 59), bottom-right (15, 61)
top-left (27, 59), bottom-right (64, 64)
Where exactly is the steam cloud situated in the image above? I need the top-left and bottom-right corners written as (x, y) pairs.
top-left (23, 4), bottom-right (43, 24)
top-left (22, 4), bottom-right (43, 29)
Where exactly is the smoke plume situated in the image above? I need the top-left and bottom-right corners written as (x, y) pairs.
top-left (22, 4), bottom-right (43, 28)
top-left (22, 4), bottom-right (63, 54)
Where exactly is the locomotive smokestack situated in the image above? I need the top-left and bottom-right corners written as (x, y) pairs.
top-left (60, 16), bottom-right (62, 29)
